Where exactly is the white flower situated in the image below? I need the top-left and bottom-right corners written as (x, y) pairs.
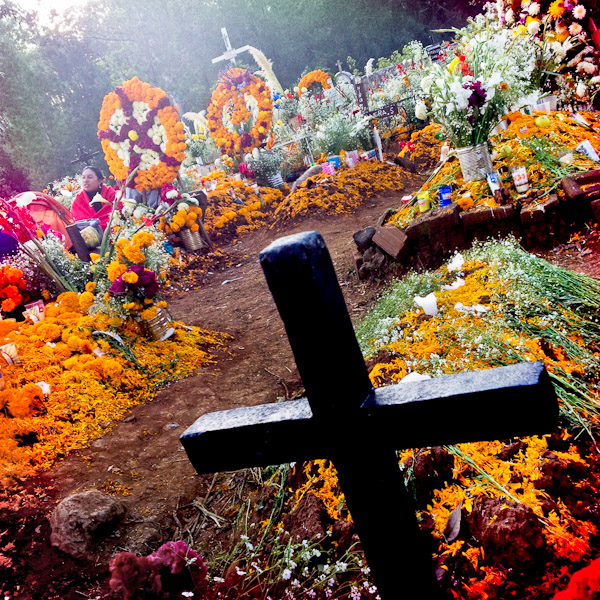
top-left (573, 5), bottom-right (586, 19)
top-left (182, 593), bottom-right (194, 598)
top-left (590, 76), bottom-right (600, 84)
top-left (527, 2), bottom-right (540, 15)
top-left (414, 100), bottom-right (428, 120)
top-left (447, 253), bottom-right (465, 271)
top-left (577, 61), bottom-right (597, 74)
top-left (414, 292), bottom-right (437, 316)
top-left (421, 76), bottom-right (433, 94)
top-left (505, 8), bottom-right (514, 22)
top-left (14, 191), bottom-right (36, 208)
top-left (576, 81), bottom-right (588, 97)
top-left (282, 568), bottom-right (292, 581)
top-left (166, 189), bottom-right (179, 199)
top-left (527, 20), bottom-right (541, 35)
top-left (570, 22), bottom-right (583, 36)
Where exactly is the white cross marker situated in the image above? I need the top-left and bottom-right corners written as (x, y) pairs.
top-left (211, 27), bottom-right (252, 65)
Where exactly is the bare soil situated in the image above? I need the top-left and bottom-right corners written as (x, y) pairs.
top-left (2, 189), bottom-right (419, 600)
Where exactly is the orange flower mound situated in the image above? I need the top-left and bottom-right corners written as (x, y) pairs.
top-left (272, 160), bottom-right (418, 224)
top-left (190, 171), bottom-right (284, 244)
top-left (98, 76), bottom-right (186, 191)
top-left (206, 68), bottom-right (274, 156)
top-left (398, 122), bottom-right (444, 172)
top-left (297, 70), bottom-right (333, 96)
top-left (0, 292), bottom-right (227, 487)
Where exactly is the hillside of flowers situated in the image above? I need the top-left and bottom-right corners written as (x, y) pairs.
top-left (3, 0), bottom-right (600, 598)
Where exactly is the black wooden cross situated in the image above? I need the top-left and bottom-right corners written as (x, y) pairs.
top-left (181, 231), bottom-right (558, 599)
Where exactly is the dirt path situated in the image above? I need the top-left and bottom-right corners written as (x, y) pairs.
top-left (9, 190), bottom-right (418, 599)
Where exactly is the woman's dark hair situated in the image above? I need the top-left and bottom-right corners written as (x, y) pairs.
top-left (82, 165), bottom-right (104, 180)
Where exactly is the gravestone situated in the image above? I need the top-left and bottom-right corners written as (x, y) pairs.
top-left (181, 231), bottom-right (558, 599)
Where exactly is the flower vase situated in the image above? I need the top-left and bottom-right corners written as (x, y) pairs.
top-left (266, 172), bottom-right (285, 190)
top-left (143, 308), bottom-right (174, 342)
top-left (179, 227), bottom-right (204, 252)
top-left (456, 143), bottom-right (493, 182)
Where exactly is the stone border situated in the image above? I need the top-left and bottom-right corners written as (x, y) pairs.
top-left (354, 185), bottom-right (596, 280)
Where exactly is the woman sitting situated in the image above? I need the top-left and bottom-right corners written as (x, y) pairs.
top-left (71, 166), bottom-right (117, 230)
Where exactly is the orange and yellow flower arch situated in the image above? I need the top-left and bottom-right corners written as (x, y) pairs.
top-left (297, 70), bottom-right (333, 97)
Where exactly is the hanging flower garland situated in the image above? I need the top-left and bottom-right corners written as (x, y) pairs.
top-left (206, 68), bottom-right (274, 155)
top-left (97, 77), bottom-right (186, 192)
top-left (297, 70), bottom-right (333, 97)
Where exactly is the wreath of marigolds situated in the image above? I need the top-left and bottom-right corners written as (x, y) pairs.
top-left (98, 77), bottom-right (186, 192)
top-left (206, 68), bottom-right (274, 156)
top-left (297, 69), bottom-right (333, 96)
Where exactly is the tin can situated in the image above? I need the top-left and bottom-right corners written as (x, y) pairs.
top-left (438, 185), bottom-right (452, 207)
top-left (487, 171), bottom-right (501, 193)
top-left (417, 191), bottom-right (430, 213)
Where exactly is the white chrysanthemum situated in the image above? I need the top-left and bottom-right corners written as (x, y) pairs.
top-left (415, 100), bottom-right (428, 120)
top-left (528, 2), bottom-right (540, 15)
top-left (590, 76), bottom-right (600, 84)
top-left (505, 8), bottom-right (514, 22)
top-left (527, 20), bottom-right (541, 35)
top-left (421, 76), bottom-right (434, 94)
top-left (570, 22), bottom-right (583, 36)
top-left (573, 5), bottom-right (586, 19)
top-left (132, 100), bottom-right (150, 125)
top-left (576, 81), bottom-right (588, 97)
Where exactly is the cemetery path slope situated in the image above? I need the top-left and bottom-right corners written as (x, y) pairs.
top-left (15, 191), bottom-right (411, 599)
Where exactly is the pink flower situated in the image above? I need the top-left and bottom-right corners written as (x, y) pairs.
top-left (573, 4), bottom-right (586, 19)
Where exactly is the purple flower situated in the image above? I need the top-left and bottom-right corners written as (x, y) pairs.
top-left (108, 277), bottom-right (127, 295)
top-left (464, 80), bottom-right (487, 108)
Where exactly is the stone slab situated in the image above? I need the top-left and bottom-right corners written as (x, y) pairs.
top-left (372, 226), bottom-right (409, 259)
top-left (461, 205), bottom-right (514, 228)
top-left (520, 194), bottom-right (560, 224)
top-left (404, 203), bottom-right (460, 240)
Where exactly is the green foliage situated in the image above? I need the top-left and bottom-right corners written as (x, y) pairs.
top-left (0, 0), bottom-right (488, 188)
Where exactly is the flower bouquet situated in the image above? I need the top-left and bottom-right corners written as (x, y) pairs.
top-left (245, 148), bottom-right (285, 189)
top-left (422, 23), bottom-right (536, 180)
top-left (83, 225), bottom-right (172, 339)
top-left (157, 200), bottom-right (205, 252)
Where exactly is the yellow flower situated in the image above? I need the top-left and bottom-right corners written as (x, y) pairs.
top-left (128, 130), bottom-right (139, 141)
top-left (122, 271), bottom-right (139, 284)
top-left (122, 246), bottom-right (145, 264)
top-left (140, 307), bottom-right (158, 321)
top-left (132, 231), bottom-right (154, 248)
top-left (78, 291), bottom-right (95, 312)
top-left (85, 282), bottom-right (96, 293)
top-left (89, 253), bottom-right (100, 262)
top-left (107, 261), bottom-right (127, 282)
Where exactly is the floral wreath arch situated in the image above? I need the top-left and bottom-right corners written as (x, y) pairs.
top-left (297, 70), bottom-right (333, 97)
top-left (98, 77), bottom-right (186, 192)
top-left (206, 68), bottom-right (274, 155)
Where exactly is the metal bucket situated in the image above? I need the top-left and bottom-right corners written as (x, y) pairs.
top-left (180, 227), bottom-right (204, 252)
top-left (145, 308), bottom-right (174, 341)
top-left (456, 143), bottom-right (493, 182)
top-left (266, 172), bottom-right (285, 190)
